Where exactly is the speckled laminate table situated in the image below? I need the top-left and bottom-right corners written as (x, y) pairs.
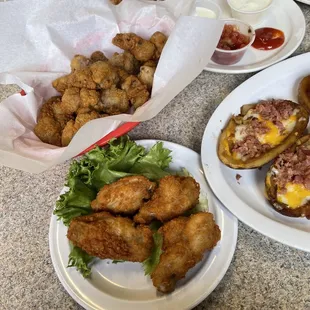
top-left (1, 2), bottom-right (310, 310)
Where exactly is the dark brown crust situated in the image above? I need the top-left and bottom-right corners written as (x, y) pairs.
top-left (218, 101), bottom-right (309, 169)
top-left (265, 135), bottom-right (310, 219)
top-left (298, 75), bottom-right (310, 112)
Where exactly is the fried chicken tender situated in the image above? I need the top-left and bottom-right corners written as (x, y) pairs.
top-left (151, 212), bottom-right (221, 293)
top-left (91, 176), bottom-right (156, 215)
top-left (71, 55), bottom-right (90, 72)
top-left (100, 86), bottom-right (130, 114)
top-left (90, 51), bottom-right (108, 63)
top-left (150, 31), bottom-right (167, 59)
top-left (109, 51), bottom-right (140, 74)
top-left (121, 75), bottom-right (149, 109)
top-left (67, 212), bottom-right (154, 262)
top-left (34, 96), bottom-right (64, 146)
top-left (61, 111), bottom-right (100, 146)
top-left (112, 33), bottom-right (156, 62)
top-left (134, 176), bottom-right (200, 224)
top-left (138, 65), bottom-right (156, 90)
top-left (90, 61), bottom-right (119, 89)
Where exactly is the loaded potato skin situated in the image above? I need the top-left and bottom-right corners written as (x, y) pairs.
top-left (265, 135), bottom-right (310, 219)
top-left (218, 100), bottom-right (309, 169)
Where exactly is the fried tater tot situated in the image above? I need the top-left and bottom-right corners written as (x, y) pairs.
top-left (109, 51), bottom-right (140, 74)
top-left (67, 212), bottom-right (154, 262)
top-left (90, 61), bottom-right (119, 90)
top-left (71, 55), bottom-right (90, 72)
top-left (134, 176), bottom-right (200, 224)
top-left (91, 176), bottom-right (156, 215)
top-left (101, 86), bottom-right (130, 114)
top-left (150, 31), bottom-right (167, 59)
top-left (138, 65), bottom-right (156, 90)
top-left (112, 33), bottom-right (156, 62)
top-left (61, 111), bottom-right (100, 146)
top-left (151, 212), bottom-right (221, 293)
top-left (121, 75), bottom-right (149, 109)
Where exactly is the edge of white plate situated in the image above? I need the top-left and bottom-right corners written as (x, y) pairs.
top-left (201, 53), bottom-right (310, 252)
top-left (49, 139), bottom-right (238, 310)
top-left (204, 0), bottom-right (305, 74)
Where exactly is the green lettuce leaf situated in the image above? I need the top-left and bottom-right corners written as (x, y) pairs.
top-left (54, 177), bottom-right (96, 226)
top-left (67, 243), bottom-right (94, 278)
top-left (142, 231), bottom-right (163, 276)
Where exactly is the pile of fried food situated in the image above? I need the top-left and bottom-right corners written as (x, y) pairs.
top-left (218, 75), bottom-right (310, 219)
top-left (34, 31), bottom-right (167, 147)
top-left (67, 175), bottom-right (221, 293)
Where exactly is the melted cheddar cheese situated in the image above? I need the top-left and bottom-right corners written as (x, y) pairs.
top-left (277, 183), bottom-right (310, 209)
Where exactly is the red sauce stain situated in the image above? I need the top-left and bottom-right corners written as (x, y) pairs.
top-left (252, 27), bottom-right (285, 50)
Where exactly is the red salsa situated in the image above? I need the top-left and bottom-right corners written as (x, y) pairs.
top-left (252, 27), bottom-right (285, 50)
top-left (217, 25), bottom-right (251, 50)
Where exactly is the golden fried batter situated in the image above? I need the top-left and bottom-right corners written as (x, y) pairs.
top-left (34, 97), bottom-right (64, 146)
top-left (134, 176), bottom-right (200, 224)
top-left (109, 51), bottom-right (140, 74)
top-left (90, 61), bottom-right (119, 90)
top-left (52, 87), bottom-right (81, 115)
top-left (52, 76), bottom-right (69, 94)
top-left (91, 176), bottom-right (156, 215)
top-left (121, 75), bottom-right (149, 109)
top-left (61, 111), bottom-right (100, 146)
top-left (90, 51), bottom-right (108, 63)
top-left (80, 88), bottom-right (100, 108)
top-left (112, 33), bottom-right (156, 62)
top-left (138, 65), bottom-right (156, 90)
top-left (110, 0), bottom-right (122, 4)
top-left (150, 31), bottom-right (167, 59)
top-left (71, 55), bottom-right (90, 72)
top-left (100, 86), bottom-right (129, 114)
top-left (151, 212), bottom-right (221, 293)
top-left (67, 212), bottom-right (154, 262)
top-left (116, 68), bottom-right (130, 84)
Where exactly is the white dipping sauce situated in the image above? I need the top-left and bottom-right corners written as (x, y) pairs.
top-left (229, 0), bottom-right (271, 11)
top-left (196, 7), bottom-right (217, 18)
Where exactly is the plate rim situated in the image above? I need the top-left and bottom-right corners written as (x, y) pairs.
top-left (204, 0), bottom-right (306, 74)
top-left (201, 52), bottom-right (310, 252)
top-left (49, 139), bottom-right (238, 310)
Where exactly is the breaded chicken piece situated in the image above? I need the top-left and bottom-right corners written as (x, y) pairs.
top-left (34, 96), bottom-right (64, 146)
top-left (67, 212), bottom-right (154, 262)
top-left (121, 75), bottom-right (149, 109)
top-left (151, 212), bottom-right (221, 293)
top-left (71, 55), bottom-right (90, 72)
top-left (112, 33), bottom-right (156, 62)
top-left (138, 65), bottom-right (156, 90)
top-left (52, 68), bottom-right (97, 93)
top-left (61, 111), bottom-right (100, 146)
top-left (80, 88), bottom-right (100, 108)
top-left (52, 87), bottom-right (82, 115)
top-left (90, 61), bottom-right (119, 90)
top-left (90, 51), bottom-right (108, 63)
top-left (116, 68), bottom-right (130, 84)
top-left (134, 176), bottom-right (200, 224)
top-left (109, 51), bottom-right (140, 74)
top-left (143, 60), bottom-right (157, 67)
top-left (150, 31), bottom-right (167, 59)
top-left (101, 86), bottom-right (129, 114)
top-left (91, 176), bottom-right (156, 215)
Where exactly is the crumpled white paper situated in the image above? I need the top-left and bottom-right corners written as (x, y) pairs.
top-left (0, 0), bottom-right (224, 173)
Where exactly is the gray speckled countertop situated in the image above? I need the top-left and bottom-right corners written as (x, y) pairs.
top-left (1, 2), bottom-right (310, 310)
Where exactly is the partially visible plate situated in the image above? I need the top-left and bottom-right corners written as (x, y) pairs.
top-left (49, 140), bottom-right (238, 310)
top-left (296, 0), bottom-right (310, 5)
top-left (201, 53), bottom-right (310, 252)
top-left (205, 0), bottom-right (305, 74)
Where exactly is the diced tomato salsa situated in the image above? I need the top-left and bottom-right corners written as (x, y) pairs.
top-left (217, 25), bottom-right (250, 50)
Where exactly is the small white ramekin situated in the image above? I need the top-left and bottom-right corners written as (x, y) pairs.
top-left (227, 0), bottom-right (273, 26)
top-left (211, 19), bottom-right (255, 66)
top-left (195, 0), bottom-right (222, 19)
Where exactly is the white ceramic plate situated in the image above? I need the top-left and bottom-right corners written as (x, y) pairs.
top-left (49, 140), bottom-right (238, 310)
top-left (201, 53), bottom-right (310, 252)
top-left (205, 0), bottom-right (305, 74)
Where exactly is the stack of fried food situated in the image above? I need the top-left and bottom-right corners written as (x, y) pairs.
top-left (67, 175), bottom-right (221, 293)
top-left (34, 31), bottom-right (167, 147)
